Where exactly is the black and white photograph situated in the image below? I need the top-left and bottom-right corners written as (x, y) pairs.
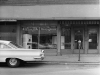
top-left (0, 0), bottom-right (100, 75)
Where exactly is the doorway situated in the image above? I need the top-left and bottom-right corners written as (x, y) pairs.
top-left (73, 28), bottom-right (84, 53)
top-left (87, 27), bottom-right (98, 53)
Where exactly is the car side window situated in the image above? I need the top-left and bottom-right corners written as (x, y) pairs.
top-left (0, 43), bottom-right (11, 49)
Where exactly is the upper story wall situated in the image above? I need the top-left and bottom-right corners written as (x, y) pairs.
top-left (0, 0), bottom-right (99, 5)
top-left (0, 0), bottom-right (100, 20)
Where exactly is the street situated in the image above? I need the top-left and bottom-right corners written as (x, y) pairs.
top-left (0, 62), bottom-right (100, 75)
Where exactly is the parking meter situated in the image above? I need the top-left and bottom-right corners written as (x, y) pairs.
top-left (78, 40), bottom-right (81, 49)
top-left (78, 40), bottom-right (81, 61)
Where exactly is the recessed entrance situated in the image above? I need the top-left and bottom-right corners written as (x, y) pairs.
top-left (73, 27), bottom-right (84, 53)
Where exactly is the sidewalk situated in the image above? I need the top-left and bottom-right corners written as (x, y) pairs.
top-left (42, 55), bottom-right (100, 65)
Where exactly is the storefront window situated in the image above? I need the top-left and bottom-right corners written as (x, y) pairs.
top-left (88, 28), bottom-right (98, 49)
top-left (39, 26), bottom-right (57, 49)
top-left (22, 21), bottom-right (57, 49)
top-left (61, 25), bottom-right (71, 49)
top-left (0, 22), bottom-right (17, 43)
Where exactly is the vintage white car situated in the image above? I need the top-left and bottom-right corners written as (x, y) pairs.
top-left (0, 40), bottom-right (44, 67)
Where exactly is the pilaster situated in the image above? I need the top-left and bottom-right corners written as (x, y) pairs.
top-left (57, 24), bottom-right (61, 55)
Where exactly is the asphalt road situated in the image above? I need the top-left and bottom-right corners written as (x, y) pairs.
top-left (0, 62), bottom-right (100, 75)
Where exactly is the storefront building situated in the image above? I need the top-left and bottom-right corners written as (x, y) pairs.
top-left (0, 0), bottom-right (100, 56)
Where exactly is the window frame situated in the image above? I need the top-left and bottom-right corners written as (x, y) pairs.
top-left (0, 43), bottom-right (12, 49)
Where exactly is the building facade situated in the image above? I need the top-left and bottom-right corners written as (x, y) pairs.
top-left (0, 0), bottom-right (100, 56)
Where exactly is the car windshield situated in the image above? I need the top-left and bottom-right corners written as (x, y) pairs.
top-left (9, 42), bottom-right (23, 48)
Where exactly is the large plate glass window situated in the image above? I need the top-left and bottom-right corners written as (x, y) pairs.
top-left (61, 25), bottom-right (71, 49)
top-left (88, 28), bottom-right (98, 49)
top-left (0, 22), bottom-right (17, 43)
top-left (22, 21), bottom-right (57, 49)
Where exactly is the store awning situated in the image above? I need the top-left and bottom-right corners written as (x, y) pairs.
top-left (59, 20), bottom-right (100, 25)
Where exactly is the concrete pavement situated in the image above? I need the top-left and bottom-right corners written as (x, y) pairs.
top-left (41, 54), bottom-right (100, 65)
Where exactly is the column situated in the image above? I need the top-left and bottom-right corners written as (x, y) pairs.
top-left (98, 24), bottom-right (100, 53)
top-left (71, 26), bottom-right (74, 53)
top-left (16, 23), bottom-right (22, 46)
top-left (84, 24), bottom-right (88, 54)
top-left (57, 24), bottom-right (61, 55)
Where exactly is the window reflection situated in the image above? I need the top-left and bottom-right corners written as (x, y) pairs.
top-left (39, 26), bottom-right (57, 49)
top-left (74, 29), bottom-right (83, 49)
top-left (88, 28), bottom-right (98, 49)
top-left (0, 22), bottom-right (17, 43)
top-left (61, 26), bottom-right (71, 49)
top-left (23, 26), bottom-right (57, 49)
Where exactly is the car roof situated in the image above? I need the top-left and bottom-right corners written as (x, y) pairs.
top-left (0, 40), bottom-right (11, 44)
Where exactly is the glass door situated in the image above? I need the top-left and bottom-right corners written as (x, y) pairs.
top-left (73, 28), bottom-right (84, 53)
top-left (88, 27), bottom-right (98, 53)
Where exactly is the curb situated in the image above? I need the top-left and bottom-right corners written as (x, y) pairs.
top-left (28, 61), bottom-right (100, 65)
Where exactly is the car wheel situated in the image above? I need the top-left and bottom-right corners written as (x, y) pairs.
top-left (7, 58), bottom-right (20, 67)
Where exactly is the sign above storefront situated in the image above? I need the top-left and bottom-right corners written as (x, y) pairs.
top-left (23, 26), bottom-right (56, 32)
top-left (21, 20), bottom-right (57, 27)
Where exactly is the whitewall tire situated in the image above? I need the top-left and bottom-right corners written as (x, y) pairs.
top-left (7, 58), bottom-right (20, 67)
